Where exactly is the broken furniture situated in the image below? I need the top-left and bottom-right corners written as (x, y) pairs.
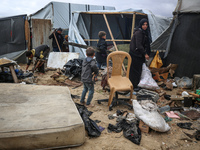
top-left (97, 51), bottom-right (133, 111)
top-left (0, 58), bottom-right (18, 83)
top-left (0, 84), bottom-right (85, 149)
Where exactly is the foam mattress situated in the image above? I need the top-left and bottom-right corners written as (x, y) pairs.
top-left (0, 84), bottom-right (85, 149)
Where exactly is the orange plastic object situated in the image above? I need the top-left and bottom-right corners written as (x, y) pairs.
top-left (107, 51), bottom-right (133, 106)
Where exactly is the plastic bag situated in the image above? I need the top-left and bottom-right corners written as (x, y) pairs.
top-left (132, 100), bottom-right (170, 132)
top-left (176, 76), bottom-right (193, 88)
top-left (138, 63), bottom-right (159, 90)
top-left (150, 50), bottom-right (163, 68)
top-left (75, 103), bottom-right (101, 137)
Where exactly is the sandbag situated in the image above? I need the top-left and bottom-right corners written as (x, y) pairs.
top-left (138, 63), bottom-right (159, 90)
top-left (132, 100), bottom-right (170, 132)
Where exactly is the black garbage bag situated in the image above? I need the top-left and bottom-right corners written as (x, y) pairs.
top-left (177, 122), bottom-right (193, 130)
top-left (123, 123), bottom-right (141, 145)
top-left (0, 72), bottom-right (13, 83)
top-left (82, 113), bottom-right (101, 137)
top-left (75, 103), bottom-right (101, 137)
top-left (64, 59), bottom-right (83, 77)
top-left (107, 119), bottom-right (141, 145)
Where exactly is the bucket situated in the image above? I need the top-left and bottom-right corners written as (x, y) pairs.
top-left (184, 96), bottom-right (193, 107)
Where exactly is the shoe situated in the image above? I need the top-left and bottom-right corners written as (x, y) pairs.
top-left (86, 104), bottom-right (95, 107)
top-left (80, 101), bottom-right (85, 105)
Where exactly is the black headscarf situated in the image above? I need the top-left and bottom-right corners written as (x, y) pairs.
top-left (138, 18), bottom-right (152, 44)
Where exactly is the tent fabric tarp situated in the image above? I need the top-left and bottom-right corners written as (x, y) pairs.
top-left (151, 0), bottom-right (200, 78)
top-left (0, 14), bottom-right (27, 62)
top-left (68, 9), bottom-right (171, 59)
top-left (30, 1), bottom-right (115, 29)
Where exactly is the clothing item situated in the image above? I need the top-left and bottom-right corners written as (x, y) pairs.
top-left (96, 38), bottom-right (107, 64)
top-left (81, 57), bottom-right (98, 83)
top-left (129, 29), bottom-right (151, 57)
top-left (27, 45), bottom-right (50, 65)
top-left (49, 31), bottom-right (64, 48)
top-left (80, 83), bottom-right (94, 105)
top-left (129, 53), bottom-right (145, 88)
top-left (53, 47), bottom-right (60, 52)
top-left (97, 62), bottom-right (106, 69)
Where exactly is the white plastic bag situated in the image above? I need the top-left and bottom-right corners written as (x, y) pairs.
top-left (138, 63), bottom-right (159, 90)
top-left (132, 100), bottom-right (170, 132)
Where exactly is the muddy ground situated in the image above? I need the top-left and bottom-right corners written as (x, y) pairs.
top-left (18, 64), bottom-right (200, 150)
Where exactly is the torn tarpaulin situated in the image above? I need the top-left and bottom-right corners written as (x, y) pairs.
top-left (75, 103), bottom-right (101, 137)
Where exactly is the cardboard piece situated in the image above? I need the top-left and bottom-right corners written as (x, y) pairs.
top-left (139, 120), bottom-right (149, 133)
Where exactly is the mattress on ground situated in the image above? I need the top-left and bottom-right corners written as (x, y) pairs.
top-left (0, 84), bottom-right (85, 149)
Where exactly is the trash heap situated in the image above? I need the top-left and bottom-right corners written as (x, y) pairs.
top-left (50, 59), bottom-right (83, 88)
top-left (0, 57), bottom-right (36, 84)
top-left (97, 51), bottom-right (200, 144)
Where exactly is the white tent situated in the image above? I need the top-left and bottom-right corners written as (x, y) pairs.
top-left (30, 1), bottom-right (115, 29)
top-left (68, 9), bottom-right (171, 58)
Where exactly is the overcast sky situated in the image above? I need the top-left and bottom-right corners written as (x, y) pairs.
top-left (0, 0), bottom-right (177, 18)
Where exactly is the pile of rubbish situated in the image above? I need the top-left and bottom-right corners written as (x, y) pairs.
top-left (0, 57), bottom-right (36, 84)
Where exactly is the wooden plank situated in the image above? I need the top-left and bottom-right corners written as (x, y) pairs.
top-left (9, 65), bottom-right (18, 83)
top-left (131, 13), bottom-right (136, 39)
top-left (81, 11), bottom-right (147, 16)
top-left (103, 14), bottom-right (126, 73)
top-left (25, 19), bottom-right (31, 50)
top-left (84, 39), bottom-right (131, 42)
top-left (103, 14), bottom-right (118, 51)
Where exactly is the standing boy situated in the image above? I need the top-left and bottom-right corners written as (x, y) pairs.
top-left (80, 47), bottom-right (99, 107)
top-left (96, 31), bottom-right (107, 69)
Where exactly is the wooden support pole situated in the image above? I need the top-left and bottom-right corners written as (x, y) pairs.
top-left (9, 65), bottom-right (18, 83)
top-left (81, 11), bottom-right (147, 16)
top-left (103, 14), bottom-right (126, 73)
top-left (103, 14), bottom-right (118, 51)
top-left (131, 13), bottom-right (136, 39)
top-left (53, 32), bottom-right (62, 52)
top-left (84, 39), bottom-right (131, 42)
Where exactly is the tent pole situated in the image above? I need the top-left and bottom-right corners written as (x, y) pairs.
top-left (131, 13), bottom-right (136, 39)
top-left (89, 15), bottom-right (92, 44)
top-left (103, 14), bottom-right (126, 73)
top-left (103, 14), bottom-right (118, 51)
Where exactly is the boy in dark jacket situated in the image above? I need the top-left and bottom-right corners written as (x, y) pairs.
top-left (96, 31), bottom-right (107, 69)
top-left (80, 47), bottom-right (99, 107)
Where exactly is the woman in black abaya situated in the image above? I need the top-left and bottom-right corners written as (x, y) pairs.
top-left (129, 18), bottom-right (151, 91)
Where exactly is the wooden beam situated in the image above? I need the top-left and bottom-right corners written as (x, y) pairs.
top-left (81, 11), bottom-right (147, 16)
top-left (131, 13), bottom-right (136, 39)
top-left (84, 39), bottom-right (131, 42)
top-left (103, 14), bottom-right (118, 51)
top-left (103, 14), bottom-right (126, 73)
top-left (9, 65), bottom-right (18, 83)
